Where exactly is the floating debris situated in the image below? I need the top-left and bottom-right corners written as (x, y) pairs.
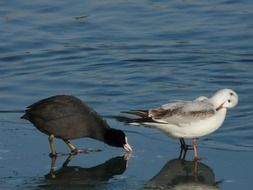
top-left (74, 15), bottom-right (88, 20)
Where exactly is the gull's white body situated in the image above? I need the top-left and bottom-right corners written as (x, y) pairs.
top-left (124, 89), bottom-right (238, 160)
top-left (130, 89), bottom-right (238, 139)
top-left (146, 108), bottom-right (227, 139)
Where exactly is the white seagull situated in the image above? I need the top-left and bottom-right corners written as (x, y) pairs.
top-left (123, 89), bottom-right (238, 160)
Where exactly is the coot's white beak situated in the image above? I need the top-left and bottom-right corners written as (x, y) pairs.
top-left (123, 137), bottom-right (132, 152)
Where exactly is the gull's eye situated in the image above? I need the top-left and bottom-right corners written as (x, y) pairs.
top-left (228, 99), bottom-right (231, 103)
top-left (230, 92), bottom-right (234, 96)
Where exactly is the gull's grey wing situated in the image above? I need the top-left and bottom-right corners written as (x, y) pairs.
top-left (149, 100), bottom-right (215, 124)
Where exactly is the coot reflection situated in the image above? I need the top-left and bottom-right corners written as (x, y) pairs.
top-left (40, 154), bottom-right (129, 189)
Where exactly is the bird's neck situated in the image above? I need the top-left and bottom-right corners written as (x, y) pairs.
top-left (86, 119), bottom-right (111, 142)
top-left (209, 97), bottom-right (220, 108)
top-left (104, 128), bottom-right (120, 147)
top-left (104, 128), bottom-right (115, 142)
top-left (216, 108), bottom-right (227, 126)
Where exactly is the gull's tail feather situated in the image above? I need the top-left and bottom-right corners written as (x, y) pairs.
top-left (115, 114), bottom-right (154, 127)
top-left (128, 117), bottom-right (155, 126)
top-left (118, 110), bottom-right (164, 127)
top-left (114, 115), bottom-right (139, 124)
top-left (121, 110), bottom-right (149, 118)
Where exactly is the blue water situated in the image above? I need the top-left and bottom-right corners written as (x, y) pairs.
top-left (1, 0), bottom-right (253, 189)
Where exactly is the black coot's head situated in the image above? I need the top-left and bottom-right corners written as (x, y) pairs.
top-left (104, 129), bottom-right (132, 152)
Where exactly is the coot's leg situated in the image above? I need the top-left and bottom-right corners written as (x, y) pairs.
top-left (49, 156), bottom-right (57, 178)
top-left (62, 154), bottom-right (75, 167)
top-left (63, 139), bottom-right (78, 154)
top-left (48, 154), bottom-right (76, 179)
top-left (63, 139), bottom-right (102, 154)
top-left (48, 134), bottom-right (57, 156)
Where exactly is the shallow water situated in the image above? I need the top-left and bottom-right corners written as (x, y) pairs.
top-left (1, 0), bottom-right (253, 189)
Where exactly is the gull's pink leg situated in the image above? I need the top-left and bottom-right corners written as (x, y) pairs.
top-left (192, 138), bottom-right (199, 161)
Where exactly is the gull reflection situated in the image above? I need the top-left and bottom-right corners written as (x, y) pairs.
top-left (41, 154), bottom-right (130, 189)
top-left (146, 158), bottom-right (221, 190)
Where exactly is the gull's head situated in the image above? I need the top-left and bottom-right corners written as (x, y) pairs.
top-left (210, 89), bottom-right (238, 111)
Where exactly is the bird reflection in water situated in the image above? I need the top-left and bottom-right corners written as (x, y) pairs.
top-left (146, 156), bottom-right (221, 190)
top-left (40, 154), bottom-right (130, 189)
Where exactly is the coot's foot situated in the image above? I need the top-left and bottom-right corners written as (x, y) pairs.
top-left (73, 148), bottom-right (102, 154)
top-left (49, 152), bottom-right (71, 158)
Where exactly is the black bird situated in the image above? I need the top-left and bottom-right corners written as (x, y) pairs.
top-left (21, 95), bottom-right (132, 156)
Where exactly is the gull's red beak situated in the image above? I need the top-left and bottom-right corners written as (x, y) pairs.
top-left (216, 102), bottom-right (225, 111)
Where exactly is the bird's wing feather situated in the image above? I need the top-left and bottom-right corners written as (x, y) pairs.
top-left (149, 100), bottom-right (215, 124)
top-left (25, 95), bottom-right (85, 120)
top-left (25, 95), bottom-right (108, 128)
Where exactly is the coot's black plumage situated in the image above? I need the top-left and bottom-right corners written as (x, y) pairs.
top-left (21, 95), bottom-right (132, 156)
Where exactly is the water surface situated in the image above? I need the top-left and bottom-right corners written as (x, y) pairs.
top-left (0, 0), bottom-right (253, 189)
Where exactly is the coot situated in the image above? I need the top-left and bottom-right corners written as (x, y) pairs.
top-left (21, 95), bottom-right (132, 156)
